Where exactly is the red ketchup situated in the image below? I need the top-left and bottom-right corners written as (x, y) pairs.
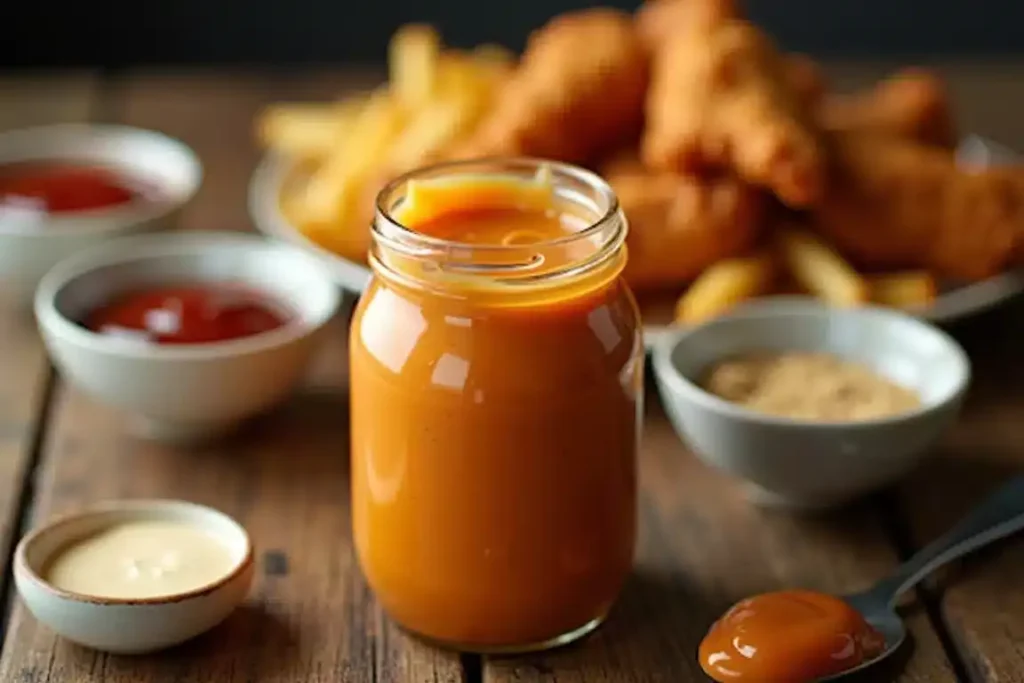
top-left (0, 162), bottom-right (143, 214)
top-left (85, 285), bottom-right (292, 345)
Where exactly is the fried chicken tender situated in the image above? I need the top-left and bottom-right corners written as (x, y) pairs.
top-left (602, 152), bottom-right (765, 291)
top-left (635, 0), bottom-right (735, 50)
top-left (821, 68), bottom-right (956, 147)
top-left (641, 0), bottom-right (825, 208)
top-left (785, 54), bottom-right (827, 109)
top-left (453, 8), bottom-right (648, 165)
top-left (814, 133), bottom-right (1024, 281)
top-left (637, 0), bottom-right (825, 108)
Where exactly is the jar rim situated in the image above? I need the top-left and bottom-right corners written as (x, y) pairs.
top-left (369, 157), bottom-right (628, 290)
top-left (372, 157), bottom-right (622, 253)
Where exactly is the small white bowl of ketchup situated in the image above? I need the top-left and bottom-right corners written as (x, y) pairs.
top-left (34, 231), bottom-right (341, 443)
top-left (0, 124), bottom-right (202, 306)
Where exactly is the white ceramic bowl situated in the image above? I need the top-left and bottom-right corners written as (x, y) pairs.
top-left (0, 124), bottom-right (202, 306)
top-left (651, 299), bottom-right (971, 509)
top-left (14, 499), bottom-right (254, 654)
top-left (35, 231), bottom-right (341, 443)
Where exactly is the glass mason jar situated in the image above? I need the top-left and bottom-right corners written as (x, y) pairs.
top-left (350, 158), bottom-right (643, 653)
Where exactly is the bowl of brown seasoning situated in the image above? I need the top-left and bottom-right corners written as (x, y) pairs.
top-left (651, 298), bottom-right (970, 509)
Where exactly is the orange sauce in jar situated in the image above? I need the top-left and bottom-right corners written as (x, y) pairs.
top-left (699, 590), bottom-right (886, 682)
top-left (350, 160), bottom-right (643, 652)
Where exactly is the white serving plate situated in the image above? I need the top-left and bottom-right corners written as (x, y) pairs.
top-left (249, 137), bottom-right (1024, 348)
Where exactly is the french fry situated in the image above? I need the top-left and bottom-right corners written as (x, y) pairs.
top-left (256, 101), bottom-right (364, 158)
top-left (299, 217), bottom-right (372, 264)
top-left (389, 24), bottom-right (442, 107)
top-left (278, 187), bottom-right (308, 226)
top-left (301, 90), bottom-right (406, 223)
top-left (386, 93), bottom-right (488, 170)
top-left (776, 228), bottom-right (869, 306)
top-left (675, 251), bottom-right (776, 324)
top-left (870, 271), bottom-right (938, 308)
top-left (263, 25), bottom-right (515, 262)
top-left (469, 43), bottom-right (517, 79)
top-left (436, 54), bottom-right (503, 101)
top-left (471, 44), bottom-right (516, 68)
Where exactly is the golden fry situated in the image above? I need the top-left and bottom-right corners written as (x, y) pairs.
top-left (469, 43), bottom-right (517, 74)
top-left (434, 50), bottom-right (510, 109)
top-left (389, 24), bottom-right (442, 107)
top-left (386, 93), bottom-right (489, 171)
top-left (675, 251), bottom-right (776, 324)
top-left (301, 90), bottom-right (406, 224)
top-left (776, 228), bottom-right (869, 306)
top-left (256, 100), bottom-right (364, 158)
top-left (869, 271), bottom-right (939, 308)
top-left (297, 217), bottom-right (371, 264)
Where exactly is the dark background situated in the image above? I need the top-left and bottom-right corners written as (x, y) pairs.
top-left (5, 0), bottom-right (1024, 68)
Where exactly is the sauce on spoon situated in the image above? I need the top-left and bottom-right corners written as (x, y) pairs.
top-left (699, 590), bottom-right (885, 682)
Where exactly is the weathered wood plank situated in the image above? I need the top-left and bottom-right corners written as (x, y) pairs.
top-left (103, 70), bottom-right (275, 233)
top-left (847, 62), bottom-right (1024, 683)
top-left (0, 70), bottom-right (98, 612)
top-left (0, 69), bottom-right (461, 683)
top-left (484, 397), bottom-right (957, 681)
top-left (8, 63), bottom-right (1024, 682)
top-left (899, 300), bottom-right (1024, 683)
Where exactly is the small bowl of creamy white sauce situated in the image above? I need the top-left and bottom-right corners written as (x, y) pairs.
top-left (13, 499), bottom-right (254, 654)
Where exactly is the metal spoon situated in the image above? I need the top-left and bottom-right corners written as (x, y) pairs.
top-left (822, 476), bottom-right (1024, 680)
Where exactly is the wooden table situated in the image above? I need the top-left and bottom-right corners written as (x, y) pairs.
top-left (1, 64), bottom-right (1024, 683)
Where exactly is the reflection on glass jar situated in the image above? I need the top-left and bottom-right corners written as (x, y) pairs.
top-left (349, 158), bottom-right (643, 653)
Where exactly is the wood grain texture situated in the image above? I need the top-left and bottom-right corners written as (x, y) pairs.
top-left (830, 65), bottom-right (1024, 683)
top-left (105, 70), bottom-right (277, 233)
top-left (0, 69), bottom-right (462, 683)
top-left (4, 64), bottom-right (1024, 682)
top-left (484, 396), bottom-right (957, 682)
top-left (898, 302), bottom-right (1024, 683)
top-left (0, 71), bottom-right (97, 612)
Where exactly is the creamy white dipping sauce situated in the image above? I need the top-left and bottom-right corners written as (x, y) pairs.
top-left (44, 521), bottom-right (238, 599)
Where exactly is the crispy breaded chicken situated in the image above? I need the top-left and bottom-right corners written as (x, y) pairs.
top-left (784, 54), bottom-right (827, 110)
top-left (814, 133), bottom-right (1024, 280)
top-left (635, 0), bottom-right (737, 50)
top-left (640, 0), bottom-right (825, 208)
top-left (637, 0), bottom-right (825, 109)
top-left (821, 68), bottom-right (956, 147)
top-left (453, 8), bottom-right (648, 165)
top-left (602, 151), bottom-right (765, 291)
